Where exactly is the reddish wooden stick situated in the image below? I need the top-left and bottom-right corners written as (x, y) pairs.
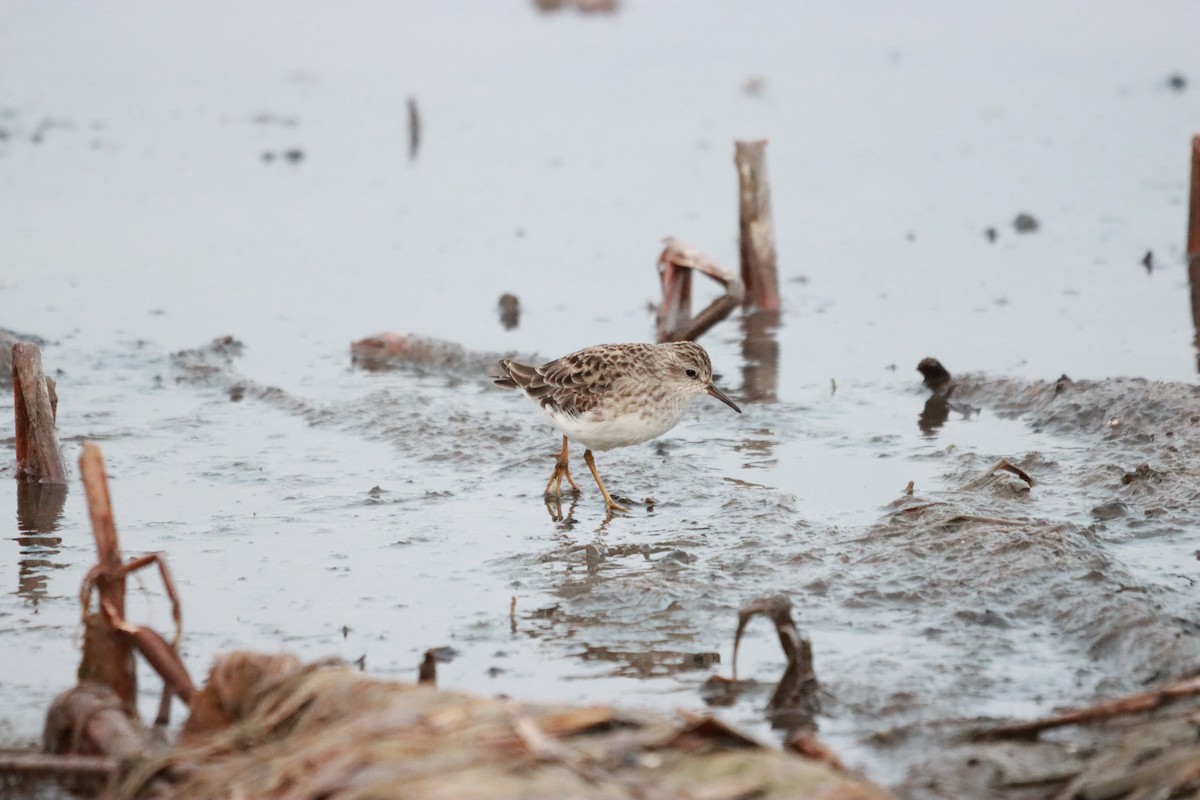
top-left (975, 673), bottom-right (1200, 739)
top-left (77, 444), bottom-right (137, 714)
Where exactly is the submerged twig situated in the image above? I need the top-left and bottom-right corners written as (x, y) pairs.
top-left (973, 672), bottom-right (1200, 740)
top-left (731, 595), bottom-right (818, 715)
top-left (0, 751), bottom-right (117, 781)
top-left (959, 458), bottom-right (1035, 490)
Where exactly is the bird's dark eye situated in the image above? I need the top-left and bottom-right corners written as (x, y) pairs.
top-left (685, 368), bottom-right (698, 379)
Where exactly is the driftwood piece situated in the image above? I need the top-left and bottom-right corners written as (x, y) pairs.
top-left (350, 332), bottom-right (532, 378)
top-left (1052, 713), bottom-right (1200, 800)
top-left (0, 750), bottom-right (117, 781)
top-left (735, 140), bottom-right (781, 312)
top-left (973, 672), bottom-right (1200, 740)
top-left (43, 683), bottom-right (146, 760)
top-left (12, 342), bottom-right (68, 484)
top-left (655, 237), bottom-right (744, 343)
top-left (29, 682), bottom-right (145, 796)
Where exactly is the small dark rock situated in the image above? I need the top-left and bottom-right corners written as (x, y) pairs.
top-left (1142, 250), bottom-right (1153, 274)
top-left (1013, 213), bottom-right (1039, 233)
top-left (228, 385), bottom-right (246, 402)
top-left (658, 549), bottom-right (695, 565)
top-left (681, 652), bottom-right (721, 669)
top-left (1091, 499), bottom-right (1129, 520)
top-left (498, 293), bottom-right (520, 330)
top-left (742, 76), bottom-right (765, 97)
top-left (283, 148), bottom-right (305, 162)
top-left (427, 645), bottom-right (460, 662)
top-left (1167, 73), bottom-right (1187, 91)
top-left (953, 609), bottom-right (1011, 628)
top-left (1121, 463), bottom-right (1159, 485)
top-left (917, 357), bottom-right (952, 389)
top-left (984, 227), bottom-right (998, 243)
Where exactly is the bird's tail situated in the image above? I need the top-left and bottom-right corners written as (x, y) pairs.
top-left (494, 359), bottom-right (536, 390)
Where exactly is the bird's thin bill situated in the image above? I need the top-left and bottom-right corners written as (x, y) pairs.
top-left (706, 384), bottom-right (742, 413)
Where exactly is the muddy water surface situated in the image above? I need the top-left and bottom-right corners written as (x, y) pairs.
top-left (3, 2), bottom-right (1200, 796)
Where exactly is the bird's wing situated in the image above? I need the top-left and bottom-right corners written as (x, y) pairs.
top-left (532, 345), bottom-right (652, 416)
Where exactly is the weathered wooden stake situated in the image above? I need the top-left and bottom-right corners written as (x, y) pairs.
top-left (735, 140), bottom-right (781, 312)
top-left (12, 343), bottom-right (68, 484)
top-left (1187, 135), bottom-right (1200, 372)
top-left (78, 443), bottom-right (137, 715)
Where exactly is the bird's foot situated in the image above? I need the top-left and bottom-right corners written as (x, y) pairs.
top-left (543, 467), bottom-right (582, 499)
top-left (604, 497), bottom-right (630, 514)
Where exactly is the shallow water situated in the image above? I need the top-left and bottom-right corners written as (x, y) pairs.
top-left (3, 2), bottom-right (1200, 795)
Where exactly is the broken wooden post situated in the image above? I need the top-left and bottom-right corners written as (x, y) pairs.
top-left (12, 342), bottom-right (67, 484)
top-left (77, 444), bottom-right (137, 715)
top-left (735, 140), bottom-right (780, 312)
top-left (655, 237), bottom-right (743, 342)
top-left (1188, 135), bottom-right (1200, 372)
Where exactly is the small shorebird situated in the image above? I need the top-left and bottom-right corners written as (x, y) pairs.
top-left (495, 342), bottom-right (741, 513)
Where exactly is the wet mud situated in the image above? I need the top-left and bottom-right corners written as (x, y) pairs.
top-left (5, 337), bottom-right (1180, 797)
top-left (5, 3), bottom-right (1200, 796)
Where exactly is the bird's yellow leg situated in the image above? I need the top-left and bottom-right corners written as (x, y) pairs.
top-left (544, 436), bottom-right (581, 497)
top-left (584, 449), bottom-right (628, 513)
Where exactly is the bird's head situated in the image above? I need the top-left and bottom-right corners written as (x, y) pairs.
top-left (662, 342), bottom-right (742, 413)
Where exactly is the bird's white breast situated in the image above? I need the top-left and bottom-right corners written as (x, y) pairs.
top-left (540, 395), bottom-right (695, 451)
